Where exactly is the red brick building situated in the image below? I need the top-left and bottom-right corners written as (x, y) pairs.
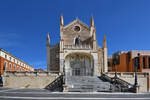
top-left (108, 51), bottom-right (150, 73)
top-left (108, 51), bottom-right (150, 92)
top-left (0, 49), bottom-right (34, 75)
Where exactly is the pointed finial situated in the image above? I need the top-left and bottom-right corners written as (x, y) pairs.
top-left (103, 35), bottom-right (107, 48)
top-left (91, 15), bottom-right (94, 27)
top-left (47, 32), bottom-right (50, 46)
top-left (60, 14), bottom-right (64, 26)
top-left (76, 16), bottom-right (79, 20)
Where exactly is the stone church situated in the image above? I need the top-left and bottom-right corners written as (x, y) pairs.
top-left (1, 15), bottom-right (148, 93)
top-left (46, 15), bottom-right (108, 76)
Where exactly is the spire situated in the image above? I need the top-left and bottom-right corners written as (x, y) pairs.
top-left (60, 14), bottom-right (64, 26)
top-left (91, 15), bottom-right (94, 27)
top-left (47, 32), bottom-right (50, 46)
top-left (93, 29), bottom-right (96, 40)
top-left (103, 35), bottom-right (107, 48)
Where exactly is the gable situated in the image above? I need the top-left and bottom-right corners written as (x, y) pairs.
top-left (63, 19), bottom-right (91, 45)
top-left (64, 19), bottom-right (89, 30)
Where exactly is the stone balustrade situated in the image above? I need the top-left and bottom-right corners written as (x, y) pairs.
top-left (64, 45), bottom-right (92, 50)
top-left (3, 71), bottom-right (58, 77)
top-left (105, 72), bottom-right (149, 78)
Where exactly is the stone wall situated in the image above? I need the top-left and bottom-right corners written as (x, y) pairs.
top-left (3, 72), bottom-right (58, 88)
top-left (106, 72), bottom-right (149, 93)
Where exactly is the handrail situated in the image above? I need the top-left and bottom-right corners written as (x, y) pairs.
top-left (101, 73), bottom-right (134, 92)
top-left (116, 78), bottom-right (133, 87)
top-left (45, 75), bottom-right (63, 91)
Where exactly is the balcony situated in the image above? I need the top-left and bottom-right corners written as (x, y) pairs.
top-left (64, 45), bottom-right (92, 50)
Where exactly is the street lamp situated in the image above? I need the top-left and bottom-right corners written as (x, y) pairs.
top-left (111, 56), bottom-right (118, 85)
top-left (134, 53), bottom-right (140, 93)
top-left (134, 53), bottom-right (140, 85)
top-left (114, 56), bottom-right (118, 79)
top-left (114, 60), bottom-right (117, 79)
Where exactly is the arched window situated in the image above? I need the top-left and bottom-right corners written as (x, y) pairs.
top-left (9, 63), bottom-right (12, 71)
top-left (75, 35), bottom-right (80, 45)
top-left (13, 64), bottom-right (16, 71)
top-left (17, 66), bottom-right (19, 72)
top-left (3, 61), bottom-right (7, 71)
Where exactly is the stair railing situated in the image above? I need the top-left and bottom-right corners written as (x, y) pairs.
top-left (45, 75), bottom-right (63, 91)
top-left (101, 73), bottom-right (134, 92)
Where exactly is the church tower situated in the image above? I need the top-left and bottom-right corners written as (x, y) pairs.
top-left (47, 15), bottom-right (108, 75)
top-left (90, 16), bottom-right (97, 51)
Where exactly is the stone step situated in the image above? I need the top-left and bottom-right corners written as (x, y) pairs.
top-left (66, 76), bottom-right (114, 92)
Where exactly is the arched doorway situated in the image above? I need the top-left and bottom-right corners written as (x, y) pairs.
top-left (65, 53), bottom-right (93, 76)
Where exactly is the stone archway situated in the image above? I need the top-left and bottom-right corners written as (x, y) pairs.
top-left (65, 53), bottom-right (94, 76)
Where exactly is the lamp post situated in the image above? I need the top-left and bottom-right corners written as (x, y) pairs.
top-left (135, 53), bottom-right (140, 85)
top-left (111, 57), bottom-right (118, 86)
top-left (114, 56), bottom-right (118, 79)
top-left (134, 53), bottom-right (140, 93)
top-left (111, 57), bottom-right (119, 92)
top-left (114, 61), bottom-right (117, 79)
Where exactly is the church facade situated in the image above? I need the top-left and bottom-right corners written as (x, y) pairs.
top-left (46, 15), bottom-right (108, 76)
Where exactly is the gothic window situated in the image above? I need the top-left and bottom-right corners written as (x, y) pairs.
top-left (75, 37), bottom-right (79, 45)
top-left (72, 68), bottom-right (80, 76)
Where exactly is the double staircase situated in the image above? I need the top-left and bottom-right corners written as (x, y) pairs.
top-left (66, 76), bottom-right (114, 92)
top-left (44, 73), bottom-right (134, 92)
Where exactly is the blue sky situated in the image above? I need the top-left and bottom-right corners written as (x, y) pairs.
top-left (0, 0), bottom-right (150, 69)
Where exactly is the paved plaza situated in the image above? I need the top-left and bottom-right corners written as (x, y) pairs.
top-left (0, 88), bottom-right (150, 100)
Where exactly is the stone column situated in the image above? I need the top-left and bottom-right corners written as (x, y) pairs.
top-left (92, 53), bottom-right (98, 76)
top-left (103, 48), bottom-right (108, 72)
top-left (59, 52), bottom-right (64, 74)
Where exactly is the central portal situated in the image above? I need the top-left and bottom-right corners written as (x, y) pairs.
top-left (65, 53), bottom-right (93, 76)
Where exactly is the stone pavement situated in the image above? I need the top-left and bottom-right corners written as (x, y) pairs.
top-left (0, 88), bottom-right (150, 100)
